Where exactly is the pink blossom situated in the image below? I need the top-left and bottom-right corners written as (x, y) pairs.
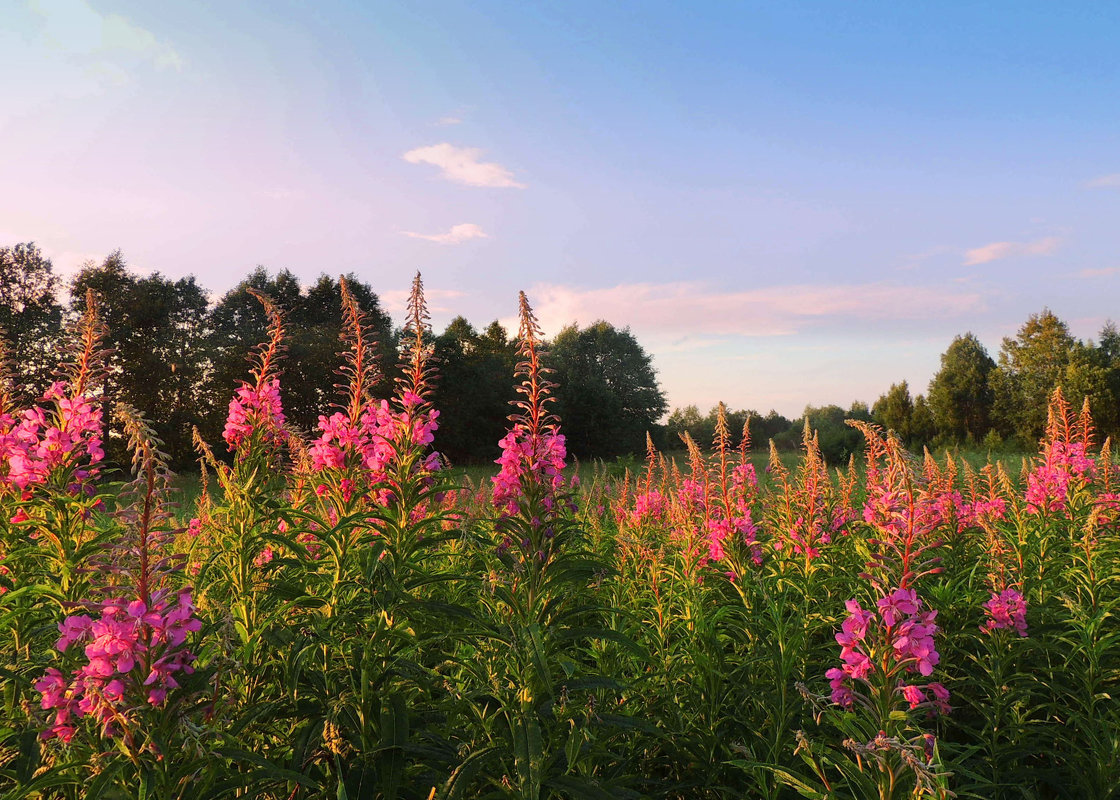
top-left (491, 429), bottom-right (570, 517)
top-left (827, 589), bottom-right (948, 715)
top-left (223, 378), bottom-right (286, 450)
top-left (35, 589), bottom-right (201, 741)
top-left (982, 588), bottom-right (1028, 637)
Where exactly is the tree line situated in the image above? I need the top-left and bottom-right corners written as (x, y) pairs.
top-left (0, 243), bottom-right (666, 468)
top-left (6, 241), bottom-right (1116, 468)
top-left (870, 314), bottom-right (1120, 453)
top-left (665, 312), bottom-right (1120, 465)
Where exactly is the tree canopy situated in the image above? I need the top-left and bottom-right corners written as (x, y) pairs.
top-left (548, 321), bottom-right (667, 458)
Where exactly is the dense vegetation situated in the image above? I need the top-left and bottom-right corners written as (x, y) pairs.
top-left (6, 242), bottom-right (1120, 471)
top-left (2, 277), bottom-right (1118, 799)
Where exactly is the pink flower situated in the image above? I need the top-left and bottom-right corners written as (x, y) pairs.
top-left (899, 683), bottom-right (926, 708)
top-left (878, 587), bottom-right (920, 627)
top-left (491, 429), bottom-right (570, 518)
top-left (35, 589), bottom-right (201, 740)
top-left (827, 588), bottom-right (947, 715)
top-left (982, 588), bottom-right (1028, 637)
top-left (223, 378), bottom-right (286, 450)
top-left (928, 682), bottom-right (951, 714)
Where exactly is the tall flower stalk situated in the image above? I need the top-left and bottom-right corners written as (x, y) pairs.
top-left (35, 404), bottom-right (201, 755)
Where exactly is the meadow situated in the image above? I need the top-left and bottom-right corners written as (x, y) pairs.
top-left (2, 280), bottom-right (1118, 800)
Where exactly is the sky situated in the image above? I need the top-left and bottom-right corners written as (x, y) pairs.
top-left (1, 0), bottom-right (1118, 418)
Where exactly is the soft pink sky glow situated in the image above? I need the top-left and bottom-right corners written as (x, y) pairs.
top-left (3, 1), bottom-right (1119, 417)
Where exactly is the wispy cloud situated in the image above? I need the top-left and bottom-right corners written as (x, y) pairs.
top-left (435, 116), bottom-right (463, 126)
top-left (1077, 267), bottom-right (1120, 278)
top-left (523, 281), bottom-right (985, 338)
top-left (401, 223), bottom-right (489, 244)
top-left (1085, 173), bottom-right (1120, 189)
top-left (29, 0), bottom-right (184, 75)
top-left (963, 236), bottom-right (1061, 266)
top-left (402, 143), bottom-right (524, 188)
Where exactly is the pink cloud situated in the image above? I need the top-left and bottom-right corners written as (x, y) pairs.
top-left (1085, 173), bottom-right (1120, 189)
top-left (402, 143), bottom-right (524, 188)
top-left (401, 223), bottom-right (489, 244)
top-left (963, 236), bottom-right (1061, 266)
top-left (522, 281), bottom-right (985, 338)
top-left (1078, 267), bottom-right (1119, 278)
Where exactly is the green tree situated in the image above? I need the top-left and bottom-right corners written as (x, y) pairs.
top-left (430, 317), bottom-right (517, 463)
top-left (0, 242), bottom-right (63, 401)
top-left (664, 405), bottom-right (792, 453)
top-left (548, 321), bottom-right (667, 458)
top-left (1094, 321), bottom-right (1120, 440)
top-left (665, 404), bottom-right (706, 447)
top-left (909, 394), bottom-right (937, 446)
top-left (207, 269), bottom-right (395, 443)
top-left (71, 252), bottom-right (211, 467)
top-left (927, 333), bottom-right (996, 443)
top-left (872, 381), bottom-right (913, 442)
top-left (990, 310), bottom-right (1083, 441)
top-left (774, 402), bottom-right (870, 464)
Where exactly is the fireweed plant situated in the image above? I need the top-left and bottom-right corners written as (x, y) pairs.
top-left (441, 292), bottom-right (636, 800)
top-left (4, 277), bottom-right (1120, 800)
top-left (794, 422), bottom-right (955, 800)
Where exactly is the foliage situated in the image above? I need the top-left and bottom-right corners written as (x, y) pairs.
top-left (71, 252), bottom-right (211, 469)
top-left (4, 265), bottom-right (1120, 799)
top-left (927, 333), bottom-right (996, 444)
top-left (872, 381), bottom-right (914, 443)
top-left (0, 242), bottom-right (63, 405)
top-left (549, 321), bottom-right (667, 459)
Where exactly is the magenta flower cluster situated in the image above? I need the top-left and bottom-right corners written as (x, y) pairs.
top-left (705, 514), bottom-right (760, 563)
top-left (826, 588), bottom-right (949, 715)
top-left (491, 429), bottom-right (569, 516)
top-left (34, 589), bottom-right (201, 742)
top-left (774, 508), bottom-right (847, 560)
top-left (629, 489), bottom-right (667, 526)
top-left (732, 462), bottom-right (758, 493)
top-left (670, 477), bottom-right (760, 567)
top-left (1, 382), bottom-right (104, 490)
top-left (862, 487), bottom-right (967, 542)
top-left (964, 496), bottom-right (1008, 525)
top-left (223, 378), bottom-right (286, 450)
top-left (1025, 441), bottom-right (1095, 514)
top-left (982, 588), bottom-right (1028, 637)
top-left (308, 396), bottom-right (441, 482)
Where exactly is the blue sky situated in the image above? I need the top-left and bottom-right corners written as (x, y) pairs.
top-left (2, 0), bottom-right (1118, 416)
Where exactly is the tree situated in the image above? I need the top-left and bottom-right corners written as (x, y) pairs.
top-left (927, 333), bottom-right (996, 443)
top-left (207, 269), bottom-right (395, 443)
top-left (71, 252), bottom-right (211, 467)
top-left (664, 405), bottom-right (792, 453)
top-left (774, 402), bottom-right (870, 464)
top-left (430, 317), bottom-right (517, 463)
top-left (909, 394), bottom-right (937, 446)
top-left (0, 242), bottom-right (63, 401)
top-left (990, 310), bottom-right (1082, 441)
top-left (1094, 321), bottom-right (1120, 440)
top-left (548, 321), bottom-right (667, 458)
top-left (665, 405), bottom-right (706, 447)
top-left (872, 382), bottom-right (913, 443)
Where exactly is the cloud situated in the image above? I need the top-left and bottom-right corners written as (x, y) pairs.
top-left (29, 0), bottom-right (184, 74)
top-left (401, 223), bottom-right (489, 244)
top-left (436, 116), bottom-right (463, 126)
top-left (402, 143), bottom-right (524, 188)
top-left (1085, 173), bottom-right (1120, 189)
top-left (521, 281), bottom-right (985, 339)
top-left (1077, 267), bottom-right (1120, 278)
top-left (963, 236), bottom-right (1061, 266)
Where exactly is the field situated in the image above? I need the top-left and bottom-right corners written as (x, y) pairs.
top-left (2, 288), bottom-right (1118, 800)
